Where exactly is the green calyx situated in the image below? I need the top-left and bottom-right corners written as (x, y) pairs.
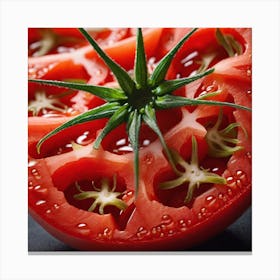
top-left (160, 136), bottom-right (226, 204)
top-left (29, 27), bottom-right (251, 195)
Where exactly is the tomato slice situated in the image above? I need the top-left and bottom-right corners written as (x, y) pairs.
top-left (28, 27), bottom-right (251, 250)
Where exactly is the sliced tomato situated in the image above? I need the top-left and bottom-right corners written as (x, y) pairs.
top-left (28, 27), bottom-right (251, 250)
top-left (28, 28), bottom-right (137, 57)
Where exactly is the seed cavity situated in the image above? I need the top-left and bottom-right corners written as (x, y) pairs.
top-left (160, 136), bottom-right (226, 204)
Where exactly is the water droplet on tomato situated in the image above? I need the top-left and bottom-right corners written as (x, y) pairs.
top-left (205, 195), bottom-right (219, 211)
top-left (226, 175), bottom-right (238, 189)
top-left (33, 185), bottom-right (48, 198)
top-left (103, 227), bottom-right (112, 236)
top-left (112, 138), bottom-right (133, 154)
top-left (35, 200), bottom-right (46, 206)
top-left (236, 170), bottom-right (247, 180)
top-left (205, 195), bottom-right (214, 202)
top-left (28, 181), bottom-right (33, 190)
top-left (31, 168), bottom-right (41, 179)
top-left (197, 212), bottom-right (203, 220)
top-left (151, 225), bottom-right (163, 238)
top-left (227, 188), bottom-right (233, 196)
top-left (142, 139), bottom-right (150, 146)
top-left (236, 170), bottom-right (244, 177)
top-left (236, 179), bottom-right (243, 188)
top-left (76, 131), bottom-right (94, 146)
top-left (200, 207), bottom-right (206, 213)
top-left (136, 226), bottom-right (150, 239)
top-left (218, 193), bottom-right (228, 203)
top-left (122, 190), bottom-right (134, 200)
top-left (211, 167), bottom-right (219, 172)
top-left (246, 69), bottom-right (251, 76)
top-left (45, 209), bottom-right (52, 214)
top-left (28, 160), bottom-right (37, 167)
top-left (161, 214), bottom-right (174, 226)
top-left (168, 229), bottom-right (176, 236)
top-left (77, 223), bottom-right (87, 228)
top-left (97, 227), bottom-right (113, 239)
top-left (76, 223), bottom-right (91, 236)
top-left (116, 138), bottom-right (126, 146)
top-left (53, 203), bottom-right (60, 210)
top-left (178, 219), bottom-right (187, 232)
top-left (226, 176), bottom-right (234, 184)
top-left (229, 158), bottom-right (237, 165)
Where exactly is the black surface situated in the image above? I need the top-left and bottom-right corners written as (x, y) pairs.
top-left (28, 207), bottom-right (251, 252)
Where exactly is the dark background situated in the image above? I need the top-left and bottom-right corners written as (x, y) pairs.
top-left (28, 207), bottom-right (251, 252)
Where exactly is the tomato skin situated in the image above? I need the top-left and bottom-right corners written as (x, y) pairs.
top-left (30, 187), bottom-right (250, 251)
top-left (28, 27), bottom-right (252, 251)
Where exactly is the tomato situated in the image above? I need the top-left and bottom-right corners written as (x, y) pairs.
top-left (28, 27), bottom-right (251, 250)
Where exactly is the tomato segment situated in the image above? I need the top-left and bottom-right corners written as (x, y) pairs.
top-left (28, 27), bottom-right (251, 251)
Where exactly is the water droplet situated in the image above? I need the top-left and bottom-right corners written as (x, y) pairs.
top-left (236, 179), bottom-right (243, 188)
top-left (33, 185), bottom-right (48, 197)
top-left (246, 69), bottom-right (252, 76)
top-left (205, 195), bottom-right (219, 211)
top-left (235, 170), bottom-right (248, 185)
top-left (76, 131), bottom-right (93, 146)
top-left (161, 214), bottom-right (174, 226)
top-left (136, 226), bottom-right (150, 239)
top-left (236, 170), bottom-right (243, 177)
top-left (151, 226), bottom-right (163, 238)
top-left (197, 213), bottom-right (202, 220)
top-left (247, 89), bottom-right (252, 94)
top-left (77, 223), bottom-right (87, 228)
top-left (226, 176), bottom-right (234, 184)
top-left (122, 190), bottom-right (134, 200)
top-left (75, 223), bottom-right (91, 236)
top-left (45, 209), bottom-right (52, 214)
top-left (178, 219), bottom-right (187, 232)
top-left (229, 158), bottom-right (237, 165)
top-left (97, 227), bottom-right (112, 239)
top-left (28, 160), bottom-right (37, 167)
top-left (53, 203), bottom-right (60, 209)
top-left (142, 139), bottom-right (150, 146)
top-left (36, 200), bottom-right (46, 206)
top-left (226, 176), bottom-right (237, 188)
top-left (205, 195), bottom-right (214, 203)
top-left (116, 138), bottom-right (126, 146)
top-left (246, 152), bottom-right (252, 159)
top-left (28, 181), bottom-right (34, 190)
top-left (168, 229), bottom-right (176, 236)
top-left (201, 207), bottom-right (206, 213)
top-left (31, 168), bottom-right (41, 179)
top-left (218, 193), bottom-right (228, 202)
top-left (211, 167), bottom-right (219, 172)
top-left (227, 188), bottom-right (233, 196)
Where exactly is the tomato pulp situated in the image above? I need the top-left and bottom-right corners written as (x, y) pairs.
top-left (28, 27), bottom-right (252, 250)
